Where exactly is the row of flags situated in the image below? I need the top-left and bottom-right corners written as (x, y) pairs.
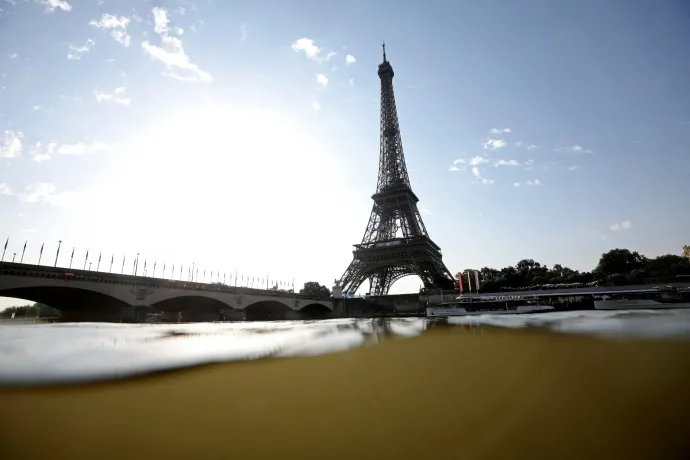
top-left (1, 237), bottom-right (295, 290)
top-left (456, 270), bottom-right (481, 293)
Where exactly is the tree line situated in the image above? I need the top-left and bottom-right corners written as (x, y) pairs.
top-left (473, 247), bottom-right (690, 293)
top-left (0, 303), bottom-right (61, 319)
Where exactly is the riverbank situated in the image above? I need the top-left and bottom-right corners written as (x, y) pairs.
top-left (1, 326), bottom-right (689, 459)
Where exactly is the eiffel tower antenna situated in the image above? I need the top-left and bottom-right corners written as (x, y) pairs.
top-left (338, 45), bottom-right (456, 296)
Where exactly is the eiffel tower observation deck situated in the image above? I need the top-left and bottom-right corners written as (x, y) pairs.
top-left (337, 44), bottom-right (456, 296)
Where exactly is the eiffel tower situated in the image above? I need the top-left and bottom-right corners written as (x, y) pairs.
top-left (338, 44), bottom-right (456, 296)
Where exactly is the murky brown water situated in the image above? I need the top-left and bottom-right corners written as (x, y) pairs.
top-left (1, 312), bottom-right (690, 459)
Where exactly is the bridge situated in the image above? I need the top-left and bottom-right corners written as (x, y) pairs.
top-left (0, 262), bottom-right (336, 322)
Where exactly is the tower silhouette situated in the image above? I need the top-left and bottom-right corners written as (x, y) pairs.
top-left (338, 44), bottom-right (456, 295)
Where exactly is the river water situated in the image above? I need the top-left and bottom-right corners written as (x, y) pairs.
top-left (1, 308), bottom-right (689, 386)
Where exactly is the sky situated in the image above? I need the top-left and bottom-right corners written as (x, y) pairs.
top-left (1, 0), bottom-right (689, 309)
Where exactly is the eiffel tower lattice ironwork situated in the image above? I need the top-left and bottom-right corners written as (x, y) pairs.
top-left (338, 44), bottom-right (456, 296)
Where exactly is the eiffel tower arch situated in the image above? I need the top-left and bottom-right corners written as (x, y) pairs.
top-left (338, 44), bottom-right (456, 296)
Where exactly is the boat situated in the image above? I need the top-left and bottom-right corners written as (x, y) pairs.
top-left (426, 294), bottom-right (555, 318)
top-left (593, 286), bottom-right (690, 310)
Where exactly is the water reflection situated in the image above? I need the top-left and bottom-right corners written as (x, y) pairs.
top-left (0, 309), bottom-right (688, 386)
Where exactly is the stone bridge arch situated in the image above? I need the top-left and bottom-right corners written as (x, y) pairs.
top-left (244, 300), bottom-right (294, 321)
top-left (300, 303), bottom-right (332, 319)
top-left (0, 285), bottom-right (132, 322)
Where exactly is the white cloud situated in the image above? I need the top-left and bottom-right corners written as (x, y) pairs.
top-left (142, 8), bottom-right (213, 83)
top-left (514, 140), bottom-right (523, 147)
top-left (557, 145), bottom-right (593, 154)
top-left (489, 128), bottom-right (511, 134)
top-left (90, 14), bottom-right (131, 47)
top-left (513, 182), bottom-right (520, 187)
top-left (610, 220), bottom-right (632, 232)
top-left (345, 54), bottom-right (356, 65)
top-left (94, 87), bottom-right (131, 105)
top-left (469, 156), bottom-right (489, 166)
top-left (523, 159), bottom-right (534, 170)
top-left (39, 0), bottom-right (71, 12)
top-left (483, 138), bottom-right (507, 150)
top-left (0, 183), bottom-right (13, 195)
top-left (452, 158), bottom-right (466, 165)
top-left (568, 165), bottom-right (579, 171)
top-left (18, 182), bottom-right (55, 203)
top-left (421, 208), bottom-right (432, 215)
top-left (291, 38), bottom-right (320, 59)
top-left (526, 179), bottom-right (541, 186)
top-left (67, 38), bottom-right (95, 60)
top-left (30, 140), bottom-right (109, 162)
top-left (241, 24), bottom-right (248, 41)
top-left (17, 183), bottom-right (78, 207)
top-left (316, 73), bottom-right (328, 87)
top-left (471, 167), bottom-right (494, 185)
top-left (325, 51), bottom-right (337, 61)
top-left (57, 141), bottom-right (110, 155)
top-left (0, 130), bottom-right (22, 158)
top-left (30, 142), bottom-right (58, 162)
top-left (152, 6), bottom-right (169, 35)
top-left (526, 144), bottom-right (538, 151)
top-left (175, 7), bottom-right (186, 15)
top-left (494, 159), bottom-right (519, 167)
top-left (32, 105), bottom-right (51, 112)
top-left (311, 101), bottom-right (321, 112)
top-left (349, 78), bottom-right (354, 87)
top-left (8, 52), bottom-right (19, 59)
top-left (448, 166), bottom-right (461, 172)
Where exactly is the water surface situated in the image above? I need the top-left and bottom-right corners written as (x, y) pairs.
top-left (1, 309), bottom-right (688, 386)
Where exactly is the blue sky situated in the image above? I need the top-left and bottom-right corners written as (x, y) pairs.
top-left (1, 0), bottom-right (689, 308)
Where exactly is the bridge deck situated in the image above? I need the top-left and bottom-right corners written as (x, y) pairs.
top-left (0, 262), bottom-right (329, 303)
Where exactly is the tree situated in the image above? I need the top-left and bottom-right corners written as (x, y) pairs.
top-left (594, 249), bottom-right (647, 280)
top-left (683, 245), bottom-right (690, 260)
top-left (0, 303), bottom-right (60, 318)
top-left (299, 281), bottom-right (331, 298)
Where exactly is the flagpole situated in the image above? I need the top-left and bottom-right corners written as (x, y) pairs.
top-left (121, 256), bottom-right (126, 274)
top-left (97, 252), bottom-right (102, 272)
top-left (110, 254), bottom-right (114, 272)
top-left (20, 240), bottom-right (27, 263)
top-left (38, 243), bottom-right (44, 265)
top-left (69, 247), bottom-right (74, 269)
top-left (1, 237), bottom-right (7, 262)
top-left (83, 250), bottom-right (89, 270)
top-left (53, 240), bottom-right (61, 267)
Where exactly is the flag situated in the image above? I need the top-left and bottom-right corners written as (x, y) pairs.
top-left (457, 272), bottom-right (463, 293)
top-left (474, 271), bottom-right (480, 292)
top-left (85, 250), bottom-right (89, 260)
top-left (467, 271), bottom-right (473, 292)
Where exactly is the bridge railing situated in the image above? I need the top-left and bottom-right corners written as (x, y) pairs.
top-left (0, 264), bottom-right (331, 302)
